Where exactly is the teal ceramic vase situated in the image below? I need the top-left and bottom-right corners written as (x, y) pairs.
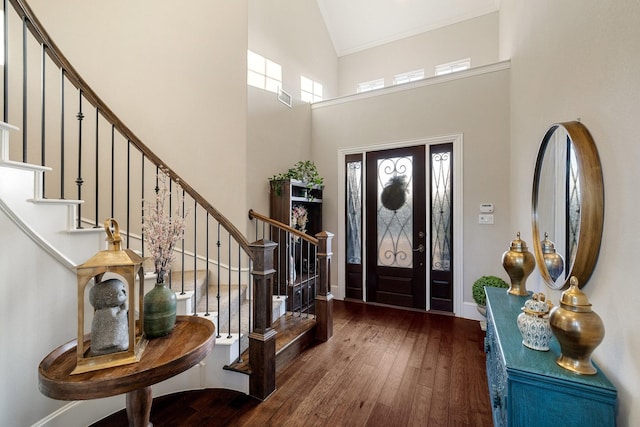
top-left (143, 273), bottom-right (177, 338)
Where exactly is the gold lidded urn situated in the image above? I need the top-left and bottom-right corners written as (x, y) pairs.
top-left (549, 276), bottom-right (604, 375)
top-left (541, 232), bottom-right (565, 283)
top-left (502, 232), bottom-right (535, 296)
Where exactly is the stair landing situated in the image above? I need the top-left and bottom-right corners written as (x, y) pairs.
top-left (225, 312), bottom-right (317, 375)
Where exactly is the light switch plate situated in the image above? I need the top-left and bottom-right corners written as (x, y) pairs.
top-left (479, 214), bottom-right (494, 224)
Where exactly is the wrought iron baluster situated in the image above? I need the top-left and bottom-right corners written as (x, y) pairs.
top-left (192, 199), bottom-right (197, 312)
top-left (110, 125), bottom-right (115, 218)
top-left (94, 108), bottom-right (99, 227)
top-left (60, 69), bottom-right (65, 199)
top-left (140, 155), bottom-right (145, 258)
top-left (227, 233), bottom-right (232, 339)
top-left (22, 16), bottom-right (27, 162)
top-left (205, 213), bottom-right (210, 317)
top-left (40, 44), bottom-right (46, 172)
top-left (125, 140), bottom-right (130, 245)
top-left (248, 254), bottom-right (253, 334)
top-left (167, 178), bottom-right (173, 289)
top-left (306, 239), bottom-right (311, 318)
top-left (180, 186), bottom-right (185, 295)
top-left (216, 222), bottom-right (221, 338)
top-left (237, 243), bottom-right (243, 363)
top-left (75, 90), bottom-right (84, 228)
top-left (276, 227), bottom-right (282, 298)
top-left (3, 0), bottom-right (8, 123)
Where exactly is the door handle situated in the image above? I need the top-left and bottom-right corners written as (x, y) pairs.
top-left (413, 244), bottom-right (425, 253)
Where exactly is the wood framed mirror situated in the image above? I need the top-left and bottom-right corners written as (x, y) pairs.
top-left (531, 121), bottom-right (604, 289)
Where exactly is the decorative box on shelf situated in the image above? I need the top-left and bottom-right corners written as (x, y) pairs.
top-left (484, 286), bottom-right (617, 427)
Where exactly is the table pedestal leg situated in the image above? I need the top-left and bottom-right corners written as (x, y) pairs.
top-left (126, 386), bottom-right (153, 427)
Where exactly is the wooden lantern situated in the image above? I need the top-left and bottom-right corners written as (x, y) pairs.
top-left (72, 218), bottom-right (147, 374)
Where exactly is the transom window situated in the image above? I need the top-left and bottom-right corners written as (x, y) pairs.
top-left (247, 50), bottom-right (282, 93)
top-left (301, 76), bottom-right (323, 103)
top-left (393, 69), bottom-right (424, 85)
top-left (357, 78), bottom-right (384, 93)
top-left (435, 58), bottom-right (471, 76)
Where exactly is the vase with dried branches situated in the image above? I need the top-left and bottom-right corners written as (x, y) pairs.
top-left (142, 170), bottom-right (188, 338)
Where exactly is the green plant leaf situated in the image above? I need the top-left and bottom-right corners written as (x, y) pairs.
top-left (471, 275), bottom-right (509, 306)
top-left (269, 160), bottom-right (324, 195)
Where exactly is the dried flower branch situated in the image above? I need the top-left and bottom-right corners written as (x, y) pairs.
top-left (142, 170), bottom-right (189, 283)
top-left (291, 204), bottom-right (309, 234)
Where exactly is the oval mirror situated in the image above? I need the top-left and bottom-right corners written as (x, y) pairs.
top-left (531, 121), bottom-right (604, 289)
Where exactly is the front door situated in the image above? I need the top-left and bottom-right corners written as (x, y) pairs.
top-left (366, 145), bottom-right (426, 309)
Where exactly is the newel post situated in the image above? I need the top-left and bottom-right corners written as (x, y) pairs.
top-left (249, 239), bottom-right (277, 401)
top-left (315, 231), bottom-right (334, 341)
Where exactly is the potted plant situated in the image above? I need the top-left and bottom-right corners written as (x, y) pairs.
top-left (472, 275), bottom-right (509, 328)
top-left (270, 160), bottom-right (324, 196)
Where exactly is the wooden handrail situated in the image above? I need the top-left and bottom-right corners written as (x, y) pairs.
top-left (9, 0), bottom-right (253, 258)
top-left (248, 209), bottom-right (319, 245)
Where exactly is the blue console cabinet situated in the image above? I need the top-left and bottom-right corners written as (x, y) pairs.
top-left (484, 287), bottom-right (617, 427)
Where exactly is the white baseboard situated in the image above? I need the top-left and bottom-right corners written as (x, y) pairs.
top-left (460, 301), bottom-right (486, 322)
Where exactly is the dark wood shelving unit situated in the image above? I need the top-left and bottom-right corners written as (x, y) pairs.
top-left (269, 179), bottom-right (323, 313)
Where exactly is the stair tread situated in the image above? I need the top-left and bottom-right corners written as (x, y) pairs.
top-left (167, 269), bottom-right (209, 292)
top-left (224, 312), bottom-right (317, 375)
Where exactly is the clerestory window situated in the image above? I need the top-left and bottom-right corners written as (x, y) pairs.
top-left (301, 76), bottom-right (323, 103)
top-left (435, 58), bottom-right (471, 76)
top-left (247, 50), bottom-right (282, 93)
top-left (357, 78), bottom-right (384, 93)
top-left (393, 69), bottom-right (424, 85)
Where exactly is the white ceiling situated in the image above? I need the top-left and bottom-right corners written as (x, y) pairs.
top-left (316, 0), bottom-right (500, 57)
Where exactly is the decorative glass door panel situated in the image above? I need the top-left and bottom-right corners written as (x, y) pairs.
top-left (377, 156), bottom-right (414, 268)
top-left (366, 146), bottom-right (426, 309)
top-left (345, 154), bottom-right (363, 300)
top-left (429, 144), bottom-right (453, 312)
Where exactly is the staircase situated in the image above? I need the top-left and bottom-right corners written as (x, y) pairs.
top-left (1, 119), bottom-right (321, 422)
top-left (1, 2), bottom-right (333, 425)
top-left (0, 121), bottom-right (252, 390)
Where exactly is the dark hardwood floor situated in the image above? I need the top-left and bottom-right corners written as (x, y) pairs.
top-left (92, 300), bottom-right (492, 426)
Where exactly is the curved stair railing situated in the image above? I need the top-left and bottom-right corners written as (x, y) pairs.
top-left (3, 0), bottom-right (254, 367)
top-left (0, 0), bottom-right (324, 402)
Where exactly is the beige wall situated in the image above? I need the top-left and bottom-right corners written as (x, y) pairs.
top-left (311, 65), bottom-right (511, 309)
top-left (500, 1), bottom-right (640, 425)
top-left (28, 0), bottom-right (250, 230)
top-left (247, 88), bottom-right (312, 220)
top-left (338, 12), bottom-right (499, 96)
top-left (249, 0), bottom-right (338, 100)
top-left (247, 0), bottom-right (338, 223)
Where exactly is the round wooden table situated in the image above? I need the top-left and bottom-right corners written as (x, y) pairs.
top-left (38, 315), bottom-right (215, 427)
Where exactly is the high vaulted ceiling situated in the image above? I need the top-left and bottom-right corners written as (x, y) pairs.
top-left (316, 0), bottom-right (500, 57)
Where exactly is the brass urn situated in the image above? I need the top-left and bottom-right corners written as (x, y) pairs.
top-left (549, 276), bottom-right (604, 375)
top-left (501, 232), bottom-right (535, 296)
top-left (541, 232), bottom-right (564, 283)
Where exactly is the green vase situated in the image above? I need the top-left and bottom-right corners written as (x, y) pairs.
top-left (143, 277), bottom-right (177, 338)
